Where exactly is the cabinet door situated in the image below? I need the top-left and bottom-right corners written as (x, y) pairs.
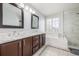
top-left (32, 35), bottom-right (40, 54)
top-left (23, 37), bottom-right (32, 56)
top-left (0, 40), bottom-right (22, 56)
top-left (39, 34), bottom-right (45, 48)
top-left (33, 45), bottom-right (39, 54)
top-left (39, 35), bottom-right (43, 48)
top-left (42, 34), bottom-right (45, 45)
top-left (32, 35), bottom-right (39, 47)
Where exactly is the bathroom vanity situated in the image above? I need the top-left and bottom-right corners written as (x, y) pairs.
top-left (0, 33), bottom-right (45, 56)
top-left (0, 3), bottom-right (45, 56)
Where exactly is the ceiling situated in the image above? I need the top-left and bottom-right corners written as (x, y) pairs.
top-left (26, 3), bottom-right (79, 16)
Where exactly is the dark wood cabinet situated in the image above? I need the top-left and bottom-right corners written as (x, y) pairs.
top-left (39, 34), bottom-right (45, 48)
top-left (22, 37), bottom-right (32, 56)
top-left (32, 35), bottom-right (40, 54)
top-left (0, 33), bottom-right (45, 56)
top-left (39, 35), bottom-right (43, 48)
top-left (32, 35), bottom-right (40, 47)
top-left (0, 40), bottom-right (22, 56)
top-left (33, 45), bottom-right (39, 54)
top-left (42, 34), bottom-right (45, 45)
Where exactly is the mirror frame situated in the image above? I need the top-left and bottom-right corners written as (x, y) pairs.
top-left (0, 3), bottom-right (24, 28)
top-left (31, 14), bottom-right (39, 29)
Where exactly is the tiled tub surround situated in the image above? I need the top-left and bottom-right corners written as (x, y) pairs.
top-left (45, 13), bottom-right (69, 51)
top-left (46, 33), bottom-right (68, 50)
top-left (0, 31), bottom-right (45, 44)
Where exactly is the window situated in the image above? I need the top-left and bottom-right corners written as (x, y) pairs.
top-left (52, 17), bottom-right (60, 29)
top-left (46, 17), bottom-right (60, 32)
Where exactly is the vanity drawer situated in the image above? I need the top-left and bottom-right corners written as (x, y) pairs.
top-left (33, 45), bottom-right (39, 54)
top-left (33, 35), bottom-right (39, 41)
top-left (32, 35), bottom-right (39, 47)
top-left (33, 39), bottom-right (39, 47)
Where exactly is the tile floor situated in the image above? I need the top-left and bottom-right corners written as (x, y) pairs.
top-left (33, 45), bottom-right (76, 56)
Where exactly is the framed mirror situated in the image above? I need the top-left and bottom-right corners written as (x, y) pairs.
top-left (0, 3), bottom-right (24, 28)
top-left (31, 14), bottom-right (39, 29)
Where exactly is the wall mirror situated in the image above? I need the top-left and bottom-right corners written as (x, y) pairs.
top-left (31, 14), bottom-right (39, 29)
top-left (0, 3), bottom-right (24, 28)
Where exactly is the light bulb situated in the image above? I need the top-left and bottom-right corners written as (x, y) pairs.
top-left (29, 8), bottom-right (33, 13)
top-left (25, 5), bottom-right (29, 10)
top-left (29, 8), bottom-right (35, 14)
top-left (19, 3), bottom-right (24, 8)
top-left (32, 10), bottom-right (36, 14)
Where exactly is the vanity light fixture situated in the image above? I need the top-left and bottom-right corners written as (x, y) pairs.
top-left (25, 5), bottom-right (36, 14)
top-left (25, 5), bottom-right (29, 10)
top-left (29, 8), bottom-right (33, 13)
top-left (19, 3), bottom-right (24, 8)
top-left (29, 8), bottom-right (36, 14)
top-left (32, 10), bottom-right (36, 14)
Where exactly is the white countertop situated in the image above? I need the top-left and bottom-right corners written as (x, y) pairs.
top-left (0, 31), bottom-right (45, 44)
